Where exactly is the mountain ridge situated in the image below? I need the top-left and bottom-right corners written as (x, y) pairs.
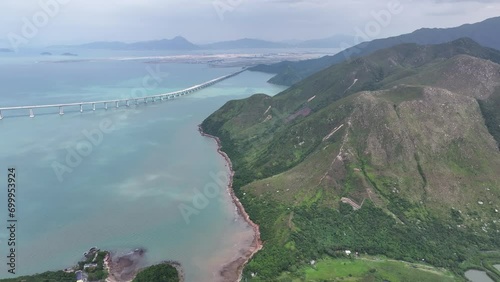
top-left (251, 16), bottom-right (500, 86)
top-left (201, 39), bottom-right (500, 281)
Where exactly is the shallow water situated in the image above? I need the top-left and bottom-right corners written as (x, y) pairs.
top-left (0, 56), bottom-right (286, 281)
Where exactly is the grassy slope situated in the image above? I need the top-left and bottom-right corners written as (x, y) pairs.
top-left (202, 40), bottom-right (500, 281)
top-left (478, 86), bottom-right (500, 149)
top-left (279, 256), bottom-right (459, 282)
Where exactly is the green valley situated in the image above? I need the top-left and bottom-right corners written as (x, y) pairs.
top-left (279, 256), bottom-right (457, 282)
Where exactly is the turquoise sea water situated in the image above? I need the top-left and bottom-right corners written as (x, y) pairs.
top-left (0, 56), bottom-right (286, 281)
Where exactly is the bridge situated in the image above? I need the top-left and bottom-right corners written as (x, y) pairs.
top-left (0, 70), bottom-right (245, 120)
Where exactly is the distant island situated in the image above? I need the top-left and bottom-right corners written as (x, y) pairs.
top-left (40, 52), bottom-right (52, 56)
top-left (61, 52), bottom-right (78, 56)
top-left (0, 48), bottom-right (13, 52)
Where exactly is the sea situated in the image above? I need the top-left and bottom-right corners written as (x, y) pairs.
top-left (0, 49), bottom-right (287, 281)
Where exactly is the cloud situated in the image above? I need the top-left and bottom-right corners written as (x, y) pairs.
top-left (433, 0), bottom-right (497, 2)
top-left (0, 0), bottom-right (498, 46)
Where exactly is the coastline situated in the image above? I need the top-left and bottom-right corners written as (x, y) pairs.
top-left (104, 249), bottom-right (145, 282)
top-left (104, 249), bottom-right (185, 282)
top-left (198, 125), bottom-right (263, 282)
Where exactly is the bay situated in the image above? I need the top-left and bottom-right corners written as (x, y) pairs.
top-left (0, 56), bottom-right (286, 281)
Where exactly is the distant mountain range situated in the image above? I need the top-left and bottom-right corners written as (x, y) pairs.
top-left (293, 34), bottom-right (355, 48)
top-left (251, 16), bottom-right (500, 86)
top-left (200, 35), bottom-right (355, 50)
top-left (60, 15), bottom-right (500, 56)
top-left (53, 35), bottom-right (355, 51)
top-left (202, 38), bottom-right (290, 50)
top-left (68, 36), bottom-right (199, 51)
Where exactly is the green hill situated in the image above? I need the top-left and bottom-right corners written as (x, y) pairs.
top-left (251, 16), bottom-right (500, 86)
top-left (202, 39), bottom-right (500, 281)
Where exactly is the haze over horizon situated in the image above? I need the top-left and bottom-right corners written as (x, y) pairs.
top-left (0, 0), bottom-right (499, 48)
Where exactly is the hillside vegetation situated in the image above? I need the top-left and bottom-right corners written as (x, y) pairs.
top-left (0, 271), bottom-right (74, 282)
top-left (202, 38), bottom-right (500, 281)
top-left (251, 16), bottom-right (500, 86)
top-left (133, 264), bottom-right (180, 282)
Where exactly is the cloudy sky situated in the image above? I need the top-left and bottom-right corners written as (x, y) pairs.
top-left (0, 0), bottom-right (499, 46)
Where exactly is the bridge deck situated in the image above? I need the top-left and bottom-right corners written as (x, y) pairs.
top-left (0, 70), bottom-right (245, 119)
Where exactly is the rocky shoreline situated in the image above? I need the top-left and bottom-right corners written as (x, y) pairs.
top-left (198, 125), bottom-right (263, 282)
top-left (104, 249), bottom-right (184, 282)
top-left (105, 248), bottom-right (146, 282)
top-left (166, 260), bottom-right (185, 282)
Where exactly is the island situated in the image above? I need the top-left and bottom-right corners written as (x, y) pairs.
top-left (61, 52), bottom-right (78, 56)
top-left (41, 52), bottom-right (53, 56)
top-left (0, 48), bottom-right (13, 52)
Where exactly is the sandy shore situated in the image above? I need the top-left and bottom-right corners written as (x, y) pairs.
top-left (198, 125), bottom-right (263, 282)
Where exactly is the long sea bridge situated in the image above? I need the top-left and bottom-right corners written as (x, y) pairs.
top-left (0, 70), bottom-right (245, 120)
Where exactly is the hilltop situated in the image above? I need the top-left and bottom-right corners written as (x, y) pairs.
top-left (201, 38), bottom-right (500, 281)
top-left (252, 16), bottom-right (500, 86)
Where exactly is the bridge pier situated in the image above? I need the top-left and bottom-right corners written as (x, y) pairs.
top-left (0, 70), bottom-right (246, 121)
